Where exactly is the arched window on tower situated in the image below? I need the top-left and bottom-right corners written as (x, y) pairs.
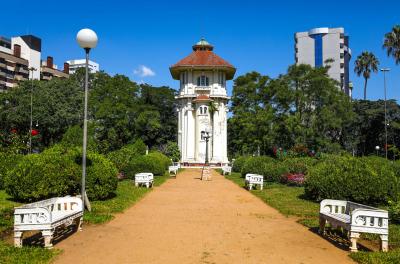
top-left (197, 75), bottom-right (209, 87)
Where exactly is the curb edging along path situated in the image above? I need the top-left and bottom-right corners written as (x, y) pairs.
top-left (55, 169), bottom-right (353, 264)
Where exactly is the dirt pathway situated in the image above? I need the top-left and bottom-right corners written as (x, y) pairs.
top-left (55, 169), bottom-right (353, 264)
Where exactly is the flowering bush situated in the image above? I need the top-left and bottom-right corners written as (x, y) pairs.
top-left (281, 173), bottom-right (305, 186)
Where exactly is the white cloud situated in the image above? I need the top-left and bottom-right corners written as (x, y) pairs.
top-left (133, 65), bottom-right (155, 77)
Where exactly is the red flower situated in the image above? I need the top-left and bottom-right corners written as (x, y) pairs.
top-left (11, 129), bottom-right (17, 134)
top-left (31, 129), bottom-right (39, 136)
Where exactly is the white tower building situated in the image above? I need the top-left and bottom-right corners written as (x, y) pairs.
top-left (170, 38), bottom-right (236, 165)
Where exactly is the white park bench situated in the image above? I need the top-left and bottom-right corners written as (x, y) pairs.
top-left (319, 199), bottom-right (389, 252)
top-left (222, 165), bottom-right (232, 175)
top-left (169, 166), bottom-right (179, 176)
top-left (14, 196), bottom-right (83, 248)
top-left (245, 173), bottom-right (264, 190)
top-left (134, 172), bottom-right (154, 188)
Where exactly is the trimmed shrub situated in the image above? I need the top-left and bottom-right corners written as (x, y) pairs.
top-left (282, 157), bottom-right (318, 175)
top-left (85, 152), bottom-right (118, 200)
top-left (160, 141), bottom-right (180, 162)
top-left (107, 140), bottom-right (147, 175)
top-left (388, 200), bottom-right (400, 224)
top-left (305, 155), bottom-right (400, 205)
top-left (4, 153), bottom-right (81, 202)
top-left (0, 153), bottom-right (22, 189)
top-left (5, 145), bottom-right (118, 202)
top-left (241, 156), bottom-right (279, 181)
top-left (264, 161), bottom-right (289, 182)
top-left (232, 156), bottom-right (249, 173)
top-left (125, 151), bottom-right (169, 179)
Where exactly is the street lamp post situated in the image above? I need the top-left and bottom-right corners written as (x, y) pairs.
top-left (28, 67), bottom-right (37, 154)
top-left (201, 128), bottom-right (211, 165)
top-left (381, 68), bottom-right (390, 159)
top-left (375, 145), bottom-right (380, 156)
top-left (77, 28), bottom-right (98, 213)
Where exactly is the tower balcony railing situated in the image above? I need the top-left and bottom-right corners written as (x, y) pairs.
top-left (195, 86), bottom-right (211, 91)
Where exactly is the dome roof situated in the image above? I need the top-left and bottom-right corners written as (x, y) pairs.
top-left (170, 38), bottom-right (236, 80)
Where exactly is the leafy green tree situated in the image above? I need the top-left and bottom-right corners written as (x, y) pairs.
top-left (0, 78), bottom-right (83, 149)
top-left (354, 51), bottom-right (380, 100)
top-left (228, 65), bottom-right (354, 156)
top-left (135, 110), bottom-right (162, 147)
top-left (383, 25), bottom-right (400, 65)
top-left (343, 100), bottom-right (400, 157)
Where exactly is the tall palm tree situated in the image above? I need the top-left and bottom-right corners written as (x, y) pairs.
top-left (354, 51), bottom-right (380, 100)
top-left (383, 25), bottom-right (400, 64)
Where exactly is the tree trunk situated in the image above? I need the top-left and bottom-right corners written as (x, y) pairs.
top-left (363, 78), bottom-right (368, 100)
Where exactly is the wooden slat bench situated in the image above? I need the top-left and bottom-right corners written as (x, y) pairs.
top-left (244, 173), bottom-right (264, 190)
top-left (319, 199), bottom-right (389, 252)
top-left (14, 196), bottom-right (83, 248)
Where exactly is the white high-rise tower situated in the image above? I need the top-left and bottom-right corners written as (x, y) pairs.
top-left (170, 38), bottom-right (236, 165)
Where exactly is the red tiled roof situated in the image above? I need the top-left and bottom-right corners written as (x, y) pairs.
top-left (172, 50), bottom-right (234, 68)
top-left (170, 49), bottom-right (236, 80)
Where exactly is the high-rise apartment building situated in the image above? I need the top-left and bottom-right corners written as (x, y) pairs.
top-left (0, 35), bottom-right (69, 92)
top-left (66, 59), bottom-right (99, 74)
top-left (295, 27), bottom-right (352, 96)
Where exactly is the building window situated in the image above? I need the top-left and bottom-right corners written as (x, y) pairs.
top-left (218, 72), bottom-right (225, 87)
top-left (199, 106), bottom-right (208, 115)
top-left (312, 34), bottom-right (323, 67)
top-left (197, 75), bottom-right (209, 86)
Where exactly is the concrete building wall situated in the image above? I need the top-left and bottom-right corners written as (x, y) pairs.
top-left (295, 27), bottom-right (351, 95)
top-left (12, 37), bottom-right (41, 80)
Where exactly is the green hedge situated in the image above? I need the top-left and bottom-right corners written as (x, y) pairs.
top-left (4, 153), bottom-right (80, 202)
top-left (282, 157), bottom-right (318, 174)
top-left (0, 153), bottom-right (22, 189)
top-left (125, 151), bottom-right (169, 179)
top-left (4, 145), bottom-right (118, 202)
top-left (305, 156), bottom-right (400, 205)
top-left (241, 156), bottom-right (280, 181)
top-left (107, 140), bottom-right (147, 174)
top-left (232, 156), bottom-right (249, 173)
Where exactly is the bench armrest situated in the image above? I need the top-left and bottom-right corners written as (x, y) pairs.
top-left (320, 199), bottom-right (348, 214)
top-left (351, 208), bottom-right (389, 229)
top-left (14, 207), bottom-right (51, 225)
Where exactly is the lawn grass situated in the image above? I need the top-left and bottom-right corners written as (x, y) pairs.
top-left (224, 171), bottom-right (400, 264)
top-left (0, 191), bottom-right (20, 234)
top-left (0, 241), bottom-right (59, 264)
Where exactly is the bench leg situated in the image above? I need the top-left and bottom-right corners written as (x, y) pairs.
top-left (78, 217), bottom-right (83, 231)
top-left (135, 182), bottom-right (139, 187)
top-left (14, 231), bottom-right (23, 247)
top-left (248, 184), bottom-right (253, 190)
top-left (380, 235), bottom-right (389, 252)
top-left (319, 218), bottom-right (326, 235)
top-left (260, 184), bottom-right (263, 191)
top-left (42, 230), bottom-right (54, 249)
top-left (350, 232), bottom-right (360, 252)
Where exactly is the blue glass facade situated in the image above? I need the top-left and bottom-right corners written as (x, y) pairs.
top-left (313, 34), bottom-right (323, 67)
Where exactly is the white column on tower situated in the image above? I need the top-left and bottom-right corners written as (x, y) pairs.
top-left (186, 102), bottom-right (195, 160)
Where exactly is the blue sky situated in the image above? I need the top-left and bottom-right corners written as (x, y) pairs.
top-left (4, 0), bottom-right (400, 101)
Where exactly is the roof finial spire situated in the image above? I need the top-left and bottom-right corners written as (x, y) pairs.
top-left (193, 37), bottom-right (213, 51)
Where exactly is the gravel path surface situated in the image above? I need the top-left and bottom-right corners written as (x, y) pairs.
top-left (55, 169), bottom-right (353, 264)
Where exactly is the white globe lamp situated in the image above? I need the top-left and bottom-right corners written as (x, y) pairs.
top-left (76, 28), bottom-right (98, 50)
